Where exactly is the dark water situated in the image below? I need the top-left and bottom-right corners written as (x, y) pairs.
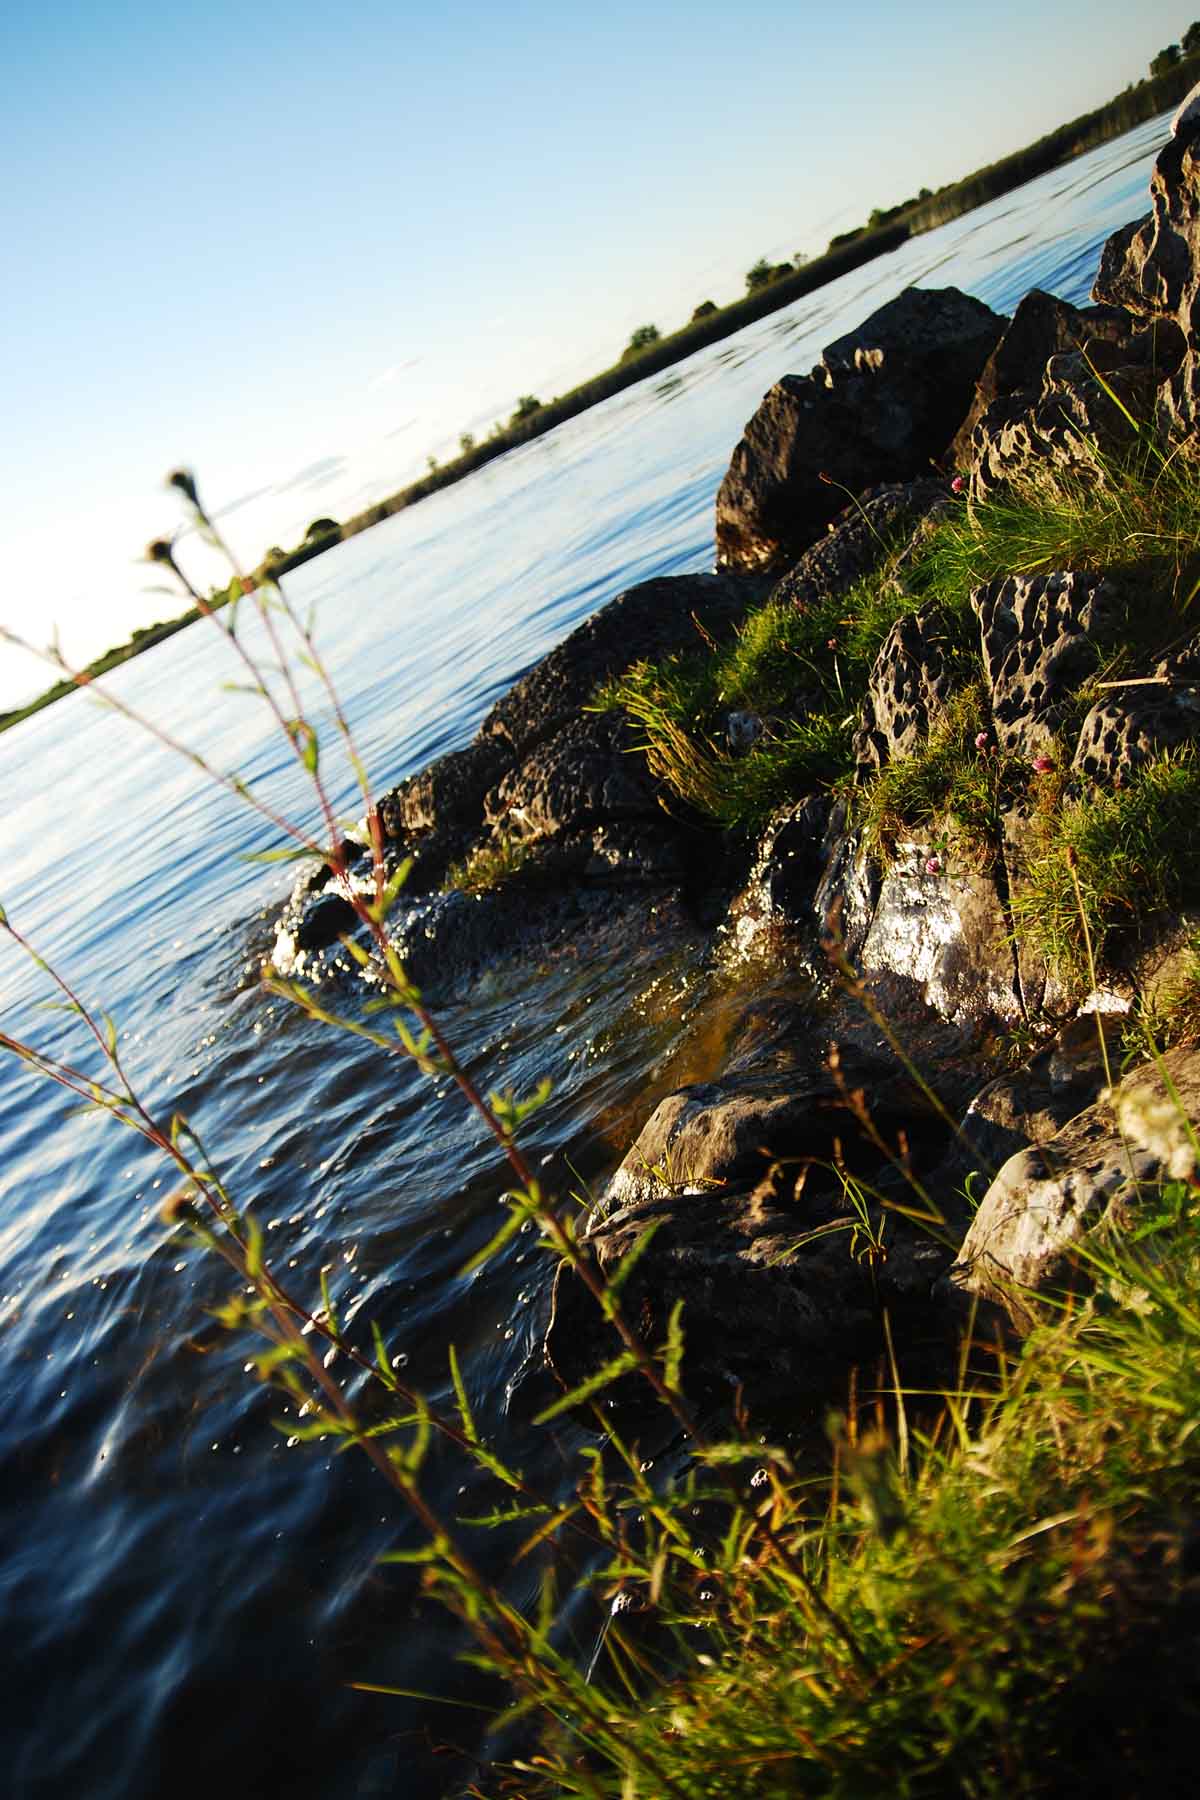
top-left (0, 115), bottom-right (1169, 1797)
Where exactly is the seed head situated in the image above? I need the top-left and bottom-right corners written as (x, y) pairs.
top-left (167, 468), bottom-right (200, 508)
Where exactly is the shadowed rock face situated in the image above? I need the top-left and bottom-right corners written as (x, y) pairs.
top-left (715, 289), bottom-right (1003, 572)
top-left (1093, 119), bottom-right (1200, 438)
top-left (949, 288), bottom-right (1156, 478)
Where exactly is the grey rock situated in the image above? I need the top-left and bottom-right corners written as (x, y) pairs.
top-left (950, 1015), bottom-right (1126, 1182)
top-left (966, 346), bottom-right (1160, 503)
top-left (950, 1042), bottom-right (1200, 1327)
top-left (768, 479), bottom-right (951, 612)
top-left (485, 710), bottom-right (660, 843)
top-left (860, 848), bottom-right (1022, 1029)
top-left (481, 571), bottom-right (768, 760)
top-left (715, 289), bottom-right (1004, 571)
top-left (1092, 123), bottom-right (1200, 439)
top-left (973, 569), bottom-right (1124, 756)
top-left (852, 604), bottom-right (959, 771)
top-left (1072, 684), bottom-right (1200, 784)
top-left (949, 288), bottom-right (1143, 475)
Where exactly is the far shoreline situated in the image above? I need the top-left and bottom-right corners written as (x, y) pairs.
top-left (4, 54), bottom-right (1195, 741)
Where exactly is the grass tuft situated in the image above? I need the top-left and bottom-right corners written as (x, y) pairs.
top-left (1011, 749), bottom-right (1200, 991)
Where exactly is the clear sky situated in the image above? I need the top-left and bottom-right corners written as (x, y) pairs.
top-left (0, 0), bottom-right (1191, 706)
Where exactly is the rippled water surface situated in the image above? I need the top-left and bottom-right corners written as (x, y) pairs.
top-left (0, 115), bottom-right (1171, 1798)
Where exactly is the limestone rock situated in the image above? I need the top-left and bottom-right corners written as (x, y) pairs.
top-left (481, 571), bottom-right (768, 760)
top-left (949, 288), bottom-right (1137, 474)
top-left (852, 604), bottom-right (959, 770)
top-left (767, 480), bottom-right (950, 613)
top-left (485, 710), bottom-right (659, 843)
top-left (973, 570), bottom-right (1124, 756)
top-left (860, 848), bottom-right (1021, 1029)
top-left (715, 289), bottom-right (1004, 571)
top-left (1092, 119), bottom-right (1200, 439)
top-left (966, 346), bottom-right (1162, 503)
top-left (1072, 684), bottom-right (1200, 784)
top-left (950, 1043), bottom-right (1200, 1326)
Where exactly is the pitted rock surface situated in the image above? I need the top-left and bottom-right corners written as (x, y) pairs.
top-left (852, 604), bottom-right (959, 770)
top-left (1093, 116), bottom-right (1200, 438)
top-left (973, 569), bottom-right (1123, 755)
top-left (768, 479), bottom-right (950, 612)
top-left (715, 288), bottom-right (1003, 571)
top-left (1072, 683), bottom-right (1200, 784)
top-left (485, 710), bottom-right (661, 842)
top-left (966, 346), bottom-right (1161, 503)
top-left (949, 288), bottom-right (1141, 473)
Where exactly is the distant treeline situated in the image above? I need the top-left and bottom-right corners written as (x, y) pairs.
top-left (339, 52), bottom-right (1200, 545)
top-left (4, 50), bottom-right (1197, 737)
top-left (0, 589), bottom-right (237, 736)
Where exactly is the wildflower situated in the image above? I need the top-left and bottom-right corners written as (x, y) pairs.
top-left (951, 474), bottom-right (966, 494)
top-left (827, 636), bottom-right (839, 650)
top-left (974, 730), bottom-right (990, 751)
top-left (1032, 753), bottom-right (1055, 773)
top-left (925, 854), bottom-right (941, 875)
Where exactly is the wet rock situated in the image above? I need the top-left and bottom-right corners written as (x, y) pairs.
top-left (852, 604), bottom-right (959, 771)
top-left (293, 890), bottom-right (359, 952)
top-left (949, 288), bottom-right (1143, 473)
top-left (724, 795), bottom-right (833, 958)
top-left (974, 570), bottom-right (1124, 757)
top-left (715, 289), bottom-right (1004, 571)
top-left (859, 847), bottom-right (1021, 1029)
top-left (768, 478), bottom-right (950, 611)
top-left (950, 1043), bottom-right (1200, 1328)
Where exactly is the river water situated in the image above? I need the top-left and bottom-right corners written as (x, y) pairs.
top-left (0, 116), bottom-right (1170, 1798)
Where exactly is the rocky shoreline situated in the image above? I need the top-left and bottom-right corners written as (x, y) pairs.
top-left (276, 100), bottom-right (1200, 1411)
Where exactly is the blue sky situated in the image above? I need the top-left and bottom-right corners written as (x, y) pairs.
top-left (0, 0), bottom-right (1191, 705)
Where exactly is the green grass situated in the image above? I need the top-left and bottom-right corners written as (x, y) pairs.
top-left (443, 832), bottom-right (534, 894)
top-left (1011, 750), bottom-right (1200, 991)
top-left (597, 562), bottom-right (978, 832)
top-left (500, 1195), bottom-right (1200, 1797)
top-left (854, 683), bottom-right (1027, 865)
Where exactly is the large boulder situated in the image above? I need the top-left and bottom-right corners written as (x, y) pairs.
top-left (715, 289), bottom-right (1004, 572)
top-left (1092, 107), bottom-right (1200, 439)
top-left (1072, 634), bottom-right (1200, 784)
top-left (949, 288), bottom-right (1138, 474)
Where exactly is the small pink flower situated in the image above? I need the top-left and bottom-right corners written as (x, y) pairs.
top-left (925, 854), bottom-right (942, 876)
top-left (951, 475), bottom-right (966, 494)
top-left (826, 636), bottom-right (839, 650)
top-left (974, 730), bottom-right (990, 751)
top-left (1032, 754), bottom-right (1055, 774)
